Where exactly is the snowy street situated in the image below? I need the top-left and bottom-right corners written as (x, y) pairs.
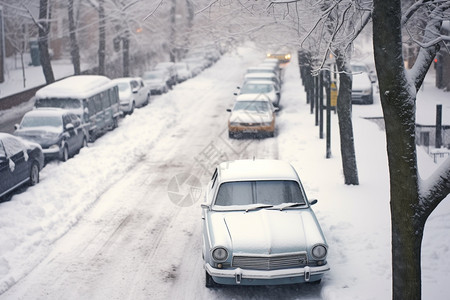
top-left (1, 46), bottom-right (449, 299)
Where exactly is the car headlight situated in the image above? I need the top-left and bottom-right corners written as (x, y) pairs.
top-left (212, 247), bottom-right (229, 262)
top-left (311, 244), bottom-right (327, 259)
top-left (362, 87), bottom-right (372, 95)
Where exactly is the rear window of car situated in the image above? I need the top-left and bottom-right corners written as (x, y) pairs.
top-left (215, 180), bottom-right (305, 206)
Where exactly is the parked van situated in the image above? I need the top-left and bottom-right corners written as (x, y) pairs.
top-left (34, 75), bottom-right (121, 142)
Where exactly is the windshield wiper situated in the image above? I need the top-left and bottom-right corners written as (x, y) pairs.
top-left (275, 203), bottom-right (306, 211)
top-left (245, 204), bottom-right (274, 212)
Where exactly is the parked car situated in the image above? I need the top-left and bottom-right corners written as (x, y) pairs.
top-left (236, 80), bottom-right (280, 107)
top-left (112, 77), bottom-right (150, 115)
top-left (0, 133), bottom-right (44, 198)
top-left (351, 63), bottom-right (375, 104)
top-left (181, 57), bottom-right (205, 77)
top-left (154, 62), bottom-right (177, 88)
top-left (142, 71), bottom-right (170, 95)
top-left (14, 108), bottom-right (87, 162)
top-left (243, 72), bottom-right (281, 92)
top-left (246, 66), bottom-right (281, 82)
top-left (227, 94), bottom-right (278, 138)
top-left (174, 62), bottom-right (192, 83)
top-left (201, 159), bottom-right (330, 287)
top-left (34, 75), bottom-right (121, 142)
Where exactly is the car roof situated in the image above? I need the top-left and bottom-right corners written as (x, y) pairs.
top-left (244, 80), bottom-right (276, 86)
top-left (235, 94), bottom-right (271, 102)
top-left (217, 159), bottom-right (300, 183)
top-left (24, 108), bottom-right (69, 117)
top-left (245, 73), bottom-right (276, 78)
top-left (35, 75), bottom-right (115, 99)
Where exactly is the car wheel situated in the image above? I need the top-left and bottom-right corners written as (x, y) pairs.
top-left (60, 145), bottom-right (69, 162)
top-left (205, 271), bottom-right (217, 288)
top-left (144, 94), bottom-right (150, 105)
top-left (82, 136), bottom-right (88, 148)
top-left (29, 162), bottom-right (40, 186)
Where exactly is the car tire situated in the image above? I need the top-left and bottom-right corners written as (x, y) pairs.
top-left (60, 145), bottom-right (69, 162)
top-left (144, 94), bottom-right (150, 105)
top-left (129, 102), bottom-right (135, 115)
top-left (205, 271), bottom-right (217, 288)
top-left (29, 162), bottom-right (40, 186)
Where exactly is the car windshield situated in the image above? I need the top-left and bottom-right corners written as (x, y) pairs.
top-left (143, 72), bottom-right (162, 80)
top-left (240, 84), bottom-right (272, 94)
top-left (214, 180), bottom-right (306, 207)
top-left (233, 101), bottom-right (270, 113)
top-left (35, 98), bottom-right (81, 109)
top-left (351, 65), bottom-right (368, 73)
top-left (117, 82), bottom-right (130, 92)
top-left (21, 115), bottom-right (63, 128)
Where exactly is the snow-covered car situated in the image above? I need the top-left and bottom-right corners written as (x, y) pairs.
top-left (244, 72), bottom-right (281, 92)
top-left (112, 77), bottom-right (150, 115)
top-left (154, 62), bottom-right (177, 88)
top-left (227, 94), bottom-right (278, 138)
top-left (0, 133), bottom-right (44, 198)
top-left (201, 159), bottom-right (330, 287)
top-left (14, 108), bottom-right (87, 162)
top-left (236, 80), bottom-right (280, 107)
top-left (142, 71), bottom-right (169, 95)
top-left (174, 62), bottom-right (192, 83)
top-left (351, 63), bottom-right (375, 104)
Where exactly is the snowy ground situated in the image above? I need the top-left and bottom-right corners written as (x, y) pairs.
top-left (0, 45), bottom-right (449, 299)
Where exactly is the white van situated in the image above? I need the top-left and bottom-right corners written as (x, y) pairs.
top-left (34, 75), bottom-right (121, 141)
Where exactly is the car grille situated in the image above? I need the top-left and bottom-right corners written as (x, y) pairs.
top-left (238, 122), bottom-right (261, 127)
top-left (232, 253), bottom-right (308, 270)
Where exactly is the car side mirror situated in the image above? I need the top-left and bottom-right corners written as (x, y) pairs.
top-left (132, 87), bottom-right (139, 94)
top-left (201, 203), bottom-right (210, 210)
top-left (309, 199), bottom-right (318, 205)
top-left (65, 123), bottom-right (74, 131)
top-left (226, 108), bottom-right (232, 112)
top-left (14, 124), bottom-right (19, 130)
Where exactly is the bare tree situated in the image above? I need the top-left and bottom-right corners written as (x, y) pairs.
top-left (68, 0), bottom-right (81, 74)
top-left (37, 0), bottom-right (55, 83)
top-left (373, 1), bottom-right (450, 299)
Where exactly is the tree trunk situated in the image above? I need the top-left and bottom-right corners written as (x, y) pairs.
top-left (122, 35), bottom-right (129, 77)
top-left (98, 0), bottom-right (105, 75)
top-left (169, 0), bottom-right (177, 62)
top-left (373, 1), bottom-right (423, 298)
top-left (38, 0), bottom-right (54, 84)
top-left (68, 0), bottom-right (80, 75)
top-left (335, 53), bottom-right (359, 185)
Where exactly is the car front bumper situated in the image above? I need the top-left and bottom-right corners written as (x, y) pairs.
top-left (205, 263), bottom-right (329, 285)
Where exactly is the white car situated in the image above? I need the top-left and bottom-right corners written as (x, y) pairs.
top-left (142, 71), bottom-right (170, 95)
top-left (112, 77), bottom-right (150, 115)
top-left (236, 80), bottom-right (280, 107)
top-left (174, 62), bottom-right (192, 83)
top-left (201, 159), bottom-right (329, 287)
top-left (243, 72), bottom-right (281, 94)
top-left (351, 63), bottom-right (375, 104)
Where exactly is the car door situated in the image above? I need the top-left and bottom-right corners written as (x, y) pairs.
top-left (62, 114), bottom-right (77, 155)
top-left (2, 136), bottom-right (29, 187)
top-left (0, 139), bottom-right (12, 194)
top-left (70, 113), bottom-right (84, 150)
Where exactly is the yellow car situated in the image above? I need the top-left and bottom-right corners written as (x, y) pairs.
top-left (227, 94), bottom-right (279, 138)
top-left (266, 52), bottom-right (291, 63)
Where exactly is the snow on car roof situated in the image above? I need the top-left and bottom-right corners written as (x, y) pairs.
top-left (217, 159), bottom-right (300, 183)
top-left (24, 108), bottom-right (68, 117)
top-left (35, 75), bottom-right (116, 99)
top-left (235, 93), bottom-right (271, 102)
